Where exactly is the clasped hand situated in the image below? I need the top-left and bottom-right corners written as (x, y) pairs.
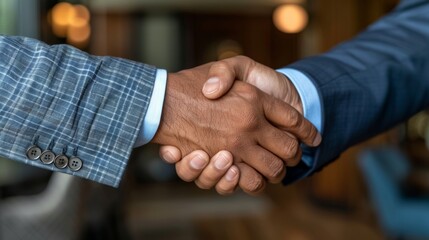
top-left (151, 56), bottom-right (321, 195)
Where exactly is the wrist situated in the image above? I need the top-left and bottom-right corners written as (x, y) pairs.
top-left (151, 71), bottom-right (206, 149)
top-left (152, 73), bottom-right (177, 145)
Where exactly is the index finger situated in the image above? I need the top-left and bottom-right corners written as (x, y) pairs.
top-left (262, 93), bottom-right (322, 147)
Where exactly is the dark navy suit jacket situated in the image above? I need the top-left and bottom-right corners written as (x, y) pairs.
top-left (284, 0), bottom-right (429, 184)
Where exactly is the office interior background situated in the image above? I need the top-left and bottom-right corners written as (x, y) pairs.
top-left (2, 0), bottom-right (429, 239)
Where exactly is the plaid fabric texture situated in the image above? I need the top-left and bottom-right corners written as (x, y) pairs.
top-left (0, 35), bottom-right (157, 187)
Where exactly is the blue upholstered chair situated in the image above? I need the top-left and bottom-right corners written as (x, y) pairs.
top-left (359, 147), bottom-right (429, 239)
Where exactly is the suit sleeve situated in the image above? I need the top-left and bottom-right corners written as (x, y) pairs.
top-left (283, 0), bottom-right (429, 184)
top-left (0, 35), bottom-right (157, 187)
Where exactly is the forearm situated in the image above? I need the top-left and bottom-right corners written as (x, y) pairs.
top-left (0, 35), bottom-right (157, 187)
top-left (288, 0), bottom-right (429, 172)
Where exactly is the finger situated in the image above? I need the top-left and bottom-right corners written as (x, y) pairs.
top-left (159, 145), bottom-right (182, 164)
top-left (287, 145), bottom-right (303, 167)
top-left (195, 151), bottom-right (234, 189)
top-left (240, 146), bottom-right (286, 184)
top-left (203, 56), bottom-right (254, 99)
top-left (257, 124), bottom-right (300, 165)
top-left (262, 95), bottom-right (322, 147)
top-left (175, 150), bottom-right (209, 182)
top-left (202, 62), bottom-right (235, 99)
top-left (215, 165), bottom-right (240, 195)
top-left (237, 163), bottom-right (266, 195)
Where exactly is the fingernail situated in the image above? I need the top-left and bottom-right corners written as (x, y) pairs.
top-left (203, 77), bottom-right (220, 94)
top-left (190, 154), bottom-right (207, 170)
top-left (214, 154), bottom-right (229, 170)
top-left (225, 167), bottom-right (238, 181)
top-left (162, 151), bottom-right (175, 163)
top-left (312, 133), bottom-right (322, 146)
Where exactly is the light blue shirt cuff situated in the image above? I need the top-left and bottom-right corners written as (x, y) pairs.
top-left (134, 69), bottom-right (167, 147)
top-left (276, 68), bottom-right (322, 166)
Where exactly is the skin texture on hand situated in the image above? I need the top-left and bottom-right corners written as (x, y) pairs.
top-left (152, 61), bottom-right (320, 195)
top-left (160, 56), bottom-right (322, 195)
top-left (203, 56), bottom-right (303, 114)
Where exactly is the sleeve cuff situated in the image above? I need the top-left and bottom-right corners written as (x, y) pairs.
top-left (134, 69), bottom-right (167, 147)
top-left (276, 68), bottom-right (323, 166)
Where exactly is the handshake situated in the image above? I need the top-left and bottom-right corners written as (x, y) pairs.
top-left (150, 56), bottom-right (321, 195)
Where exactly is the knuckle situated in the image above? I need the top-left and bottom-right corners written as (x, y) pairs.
top-left (287, 149), bottom-right (302, 167)
top-left (203, 172), bottom-right (222, 183)
top-left (235, 105), bottom-right (260, 132)
top-left (241, 111), bottom-right (259, 131)
top-left (307, 125), bottom-right (318, 141)
top-left (177, 170), bottom-right (194, 182)
top-left (236, 82), bottom-right (259, 101)
top-left (195, 180), bottom-right (212, 190)
top-left (243, 175), bottom-right (265, 193)
top-left (284, 139), bottom-right (299, 159)
top-left (235, 55), bottom-right (256, 70)
top-left (176, 165), bottom-right (194, 182)
top-left (299, 124), bottom-right (311, 139)
top-left (229, 136), bottom-right (244, 152)
top-left (235, 55), bottom-right (249, 62)
top-left (228, 133), bottom-right (252, 153)
top-left (266, 159), bottom-right (285, 181)
top-left (297, 119), bottom-right (314, 138)
top-left (216, 184), bottom-right (235, 195)
top-left (287, 110), bottom-right (302, 128)
top-left (213, 61), bottom-right (230, 72)
top-left (245, 86), bottom-right (259, 101)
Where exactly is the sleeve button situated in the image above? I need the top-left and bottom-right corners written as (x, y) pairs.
top-left (54, 155), bottom-right (69, 169)
top-left (40, 150), bottom-right (55, 164)
top-left (26, 146), bottom-right (42, 160)
top-left (69, 157), bottom-right (83, 171)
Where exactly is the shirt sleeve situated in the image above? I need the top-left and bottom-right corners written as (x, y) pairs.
top-left (134, 69), bottom-right (167, 147)
top-left (276, 68), bottom-right (323, 166)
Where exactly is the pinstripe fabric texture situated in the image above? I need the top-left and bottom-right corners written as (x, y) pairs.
top-left (283, 0), bottom-right (429, 184)
top-left (0, 35), bottom-right (157, 187)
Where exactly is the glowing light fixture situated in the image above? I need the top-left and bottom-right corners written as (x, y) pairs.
top-left (50, 2), bottom-right (91, 48)
top-left (51, 2), bottom-right (73, 37)
top-left (69, 5), bottom-right (91, 28)
top-left (273, 4), bottom-right (308, 33)
top-left (68, 24), bottom-right (91, 48)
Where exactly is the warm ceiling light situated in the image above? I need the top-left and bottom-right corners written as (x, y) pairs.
top-left (51, 2), bottom-right (74, 37)
top-left (273, 4), bottom-right (308, 33)
top-left (50, 2), bottom-right (91, 48)
top-left (67, 24), bottom-right (91, 46)
top-left (52, 2), bottom-right (74, 27)
top-left (69, 5), bottom-right (90, 27)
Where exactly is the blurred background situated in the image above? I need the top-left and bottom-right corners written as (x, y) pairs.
top-left (2, 0), bottom-right (429, 239)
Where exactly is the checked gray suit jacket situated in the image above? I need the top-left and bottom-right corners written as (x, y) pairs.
top-left (0, 35), bottom-right (156, 187)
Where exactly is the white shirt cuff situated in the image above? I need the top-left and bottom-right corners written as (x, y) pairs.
top-left (276, 68), bottom-right (322, 166)
top-left (133, 69), bottom-right (167, 147)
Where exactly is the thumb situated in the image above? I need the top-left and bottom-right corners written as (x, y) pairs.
top-left (202, 63), bottom-right (235, 100)
top-left (159, 145), bottom-right (182, 164)
top-left (202, 56), bottom-right (254, 99)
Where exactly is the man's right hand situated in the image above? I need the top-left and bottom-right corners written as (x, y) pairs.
top-left (155, 57), bottom-right (321, 194)
top-left (152, 62), bottom-right (320, 194)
